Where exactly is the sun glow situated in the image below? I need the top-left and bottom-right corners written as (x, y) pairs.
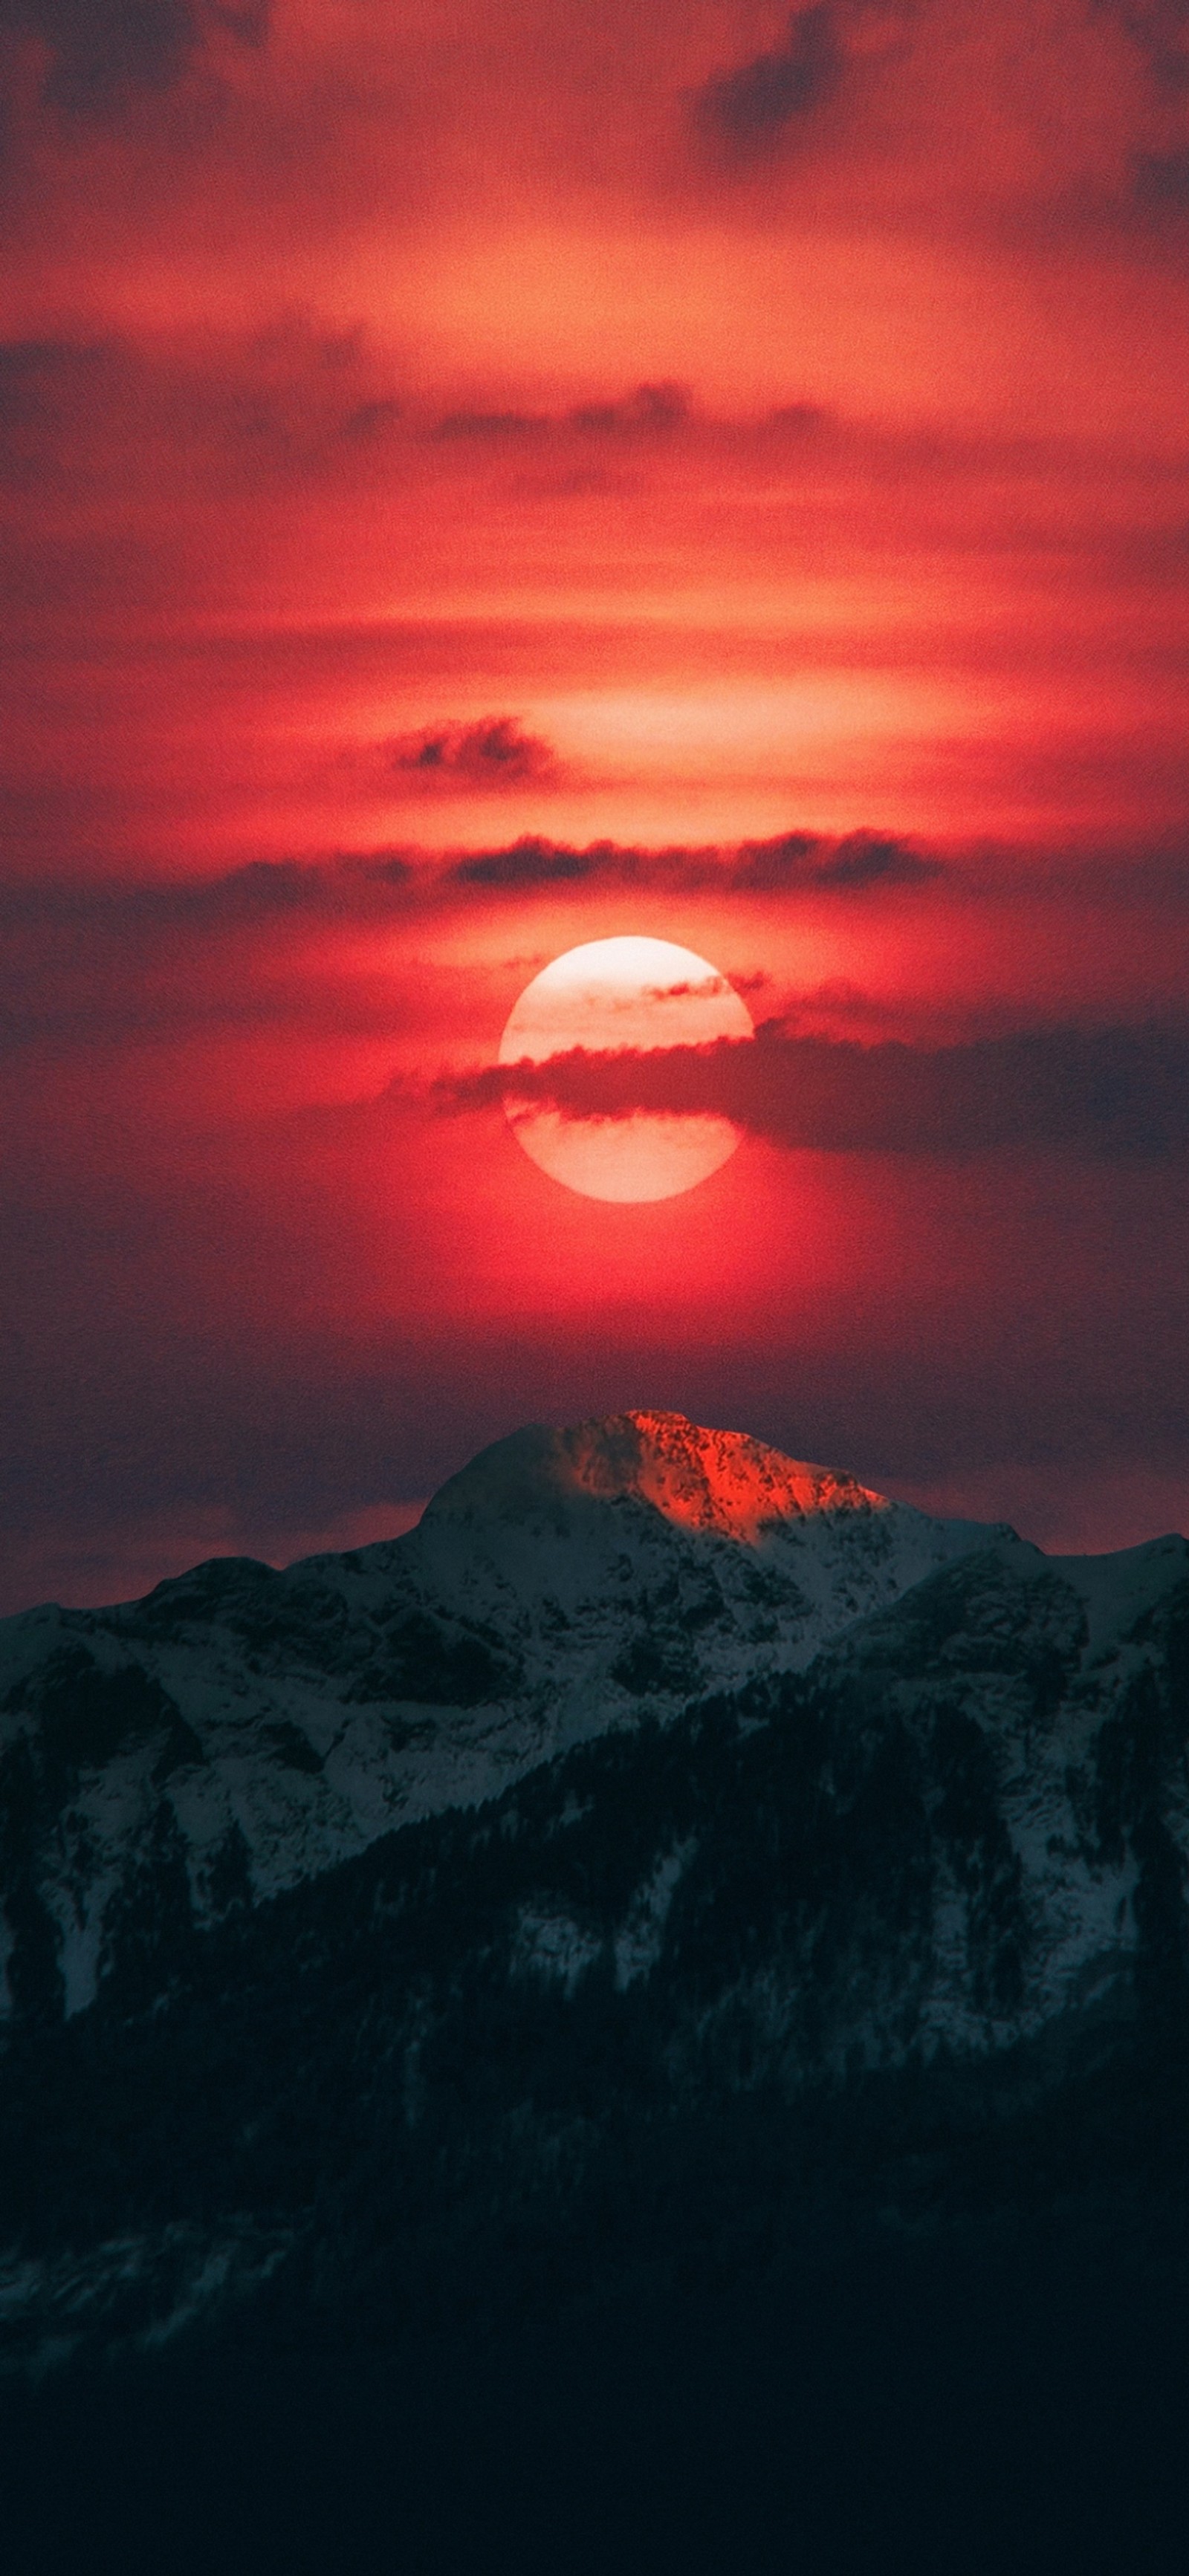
top-left (498, 935), bottom-right (754, 1202)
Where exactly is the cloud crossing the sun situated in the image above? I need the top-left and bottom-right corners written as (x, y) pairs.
top-left (432, 1020), bottom-right (1189, 1162)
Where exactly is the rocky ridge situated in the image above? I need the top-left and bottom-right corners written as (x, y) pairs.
top-left (0, 1411), bottom-right (1002, 2019)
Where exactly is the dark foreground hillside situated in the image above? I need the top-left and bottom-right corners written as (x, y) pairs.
top-left (2, 1519), bottom-right (1189, 2569)
top-left (4, 2214), bottom-right (1189, 2576)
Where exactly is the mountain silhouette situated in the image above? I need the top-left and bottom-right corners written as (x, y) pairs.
top-left (1, 1412), bottom-right (1187, 2384)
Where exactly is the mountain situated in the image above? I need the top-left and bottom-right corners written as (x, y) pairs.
top-left (1, 1412), bottom-right (1188, 2384)
top-left (0, 1410), bottom-right (1005, 2022)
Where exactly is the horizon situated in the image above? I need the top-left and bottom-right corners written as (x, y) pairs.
top-left (8, 1402), bottom-right (1187, 1617)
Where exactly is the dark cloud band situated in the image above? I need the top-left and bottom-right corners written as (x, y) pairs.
top-left (447, 1020), bottom-right (1189, 1161)
top-left (0, 830), bottom-right (939, 933)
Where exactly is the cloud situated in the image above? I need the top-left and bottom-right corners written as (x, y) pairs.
top-left (0, 829), bottom-right (949, 967)
top-left (567, 383), bottom-right (692, 435)
top-left (447, 1019), bottom-right (1189, 1161)
top-left (448, 829), bottom-right (938, 892)
top-left (106, 832), bottom-right (930, 905)
top-left (0, 325), bottom-right (409, 512)
top-left (451, 837), bottom-right (599, 886)
top-left (386, 719), bottom-right (557, 794)
top-left (1131, 145), bottom-right (1189, 204)
top-left (0, 338), bottom-right (125, 486)
top-left (431, 410), bottom-right (549, 441)
top-left (0, 335), bottom-right (107, 424)
top-left (7, 827), bottom-right (1189, 990)
top-left (0, 0), bottom-right (266, 116)
top-left (1102, 0), bottom-right (1189, 91)
top-left (0, 831), bottom-right (949, 1059)
top-left (694, 4), bottom-right (843, 156)
top-left (734, 830), bottom-right (939, 888)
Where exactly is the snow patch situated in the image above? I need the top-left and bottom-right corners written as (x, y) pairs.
top-left (515, 1907), bottom-right (602, 1994)
top-left (614, 1840), bottom-right (696, 1988)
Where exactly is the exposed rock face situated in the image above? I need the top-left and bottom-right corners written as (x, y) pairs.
top-left (427, 1408), bottom-right (890, 1538)
top-left (1, 1417), bottom-right (1188, 2372)
top-left (0, 1412), bottom-right (1003, 2019)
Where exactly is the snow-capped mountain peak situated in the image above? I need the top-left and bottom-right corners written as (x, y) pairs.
top-left (0, 1412), bottom-right (1040, 2022)
top-left (423, 1410), bottom-right (886, 1543)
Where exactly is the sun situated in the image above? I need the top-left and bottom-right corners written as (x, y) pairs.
top-left (498, 935), bottom-right (754, 1203)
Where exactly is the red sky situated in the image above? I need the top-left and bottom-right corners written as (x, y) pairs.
top-left (2, 0), bottom-right (1188, 1606)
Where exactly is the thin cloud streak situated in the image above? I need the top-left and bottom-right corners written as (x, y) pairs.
top-left (0, 831), bottom-right (941, 938)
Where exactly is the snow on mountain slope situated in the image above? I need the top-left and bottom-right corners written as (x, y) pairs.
top-left (3, 1518), bottom-right (1189, 2375)
top-left (0, 1412), bottom-right (1005, 2017)
top-left (2, 1438), bottom-right (1189, 2374)
top-left (785, 1528), bottom-right (1189, 2060)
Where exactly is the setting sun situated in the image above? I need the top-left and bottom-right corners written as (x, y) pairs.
top-left (498, 935), bottom-right (754, 1201)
